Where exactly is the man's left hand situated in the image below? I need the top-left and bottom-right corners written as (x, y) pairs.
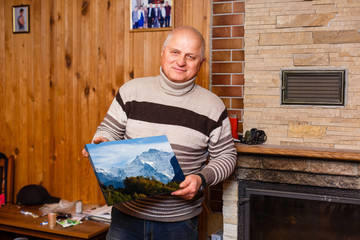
top-left (171, 174), bottom-right (202, 200)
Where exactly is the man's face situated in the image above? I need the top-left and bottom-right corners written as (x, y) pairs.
top-left (161, 31), bottom-right (204, 83)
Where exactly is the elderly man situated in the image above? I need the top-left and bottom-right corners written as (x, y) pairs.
top-left (83, 26), bottom-right (237, 240)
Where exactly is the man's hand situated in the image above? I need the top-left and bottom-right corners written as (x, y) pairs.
top-left (82, 136), bottom-right (109, 157)
top-left (171, 174), bottom-right (202, 200)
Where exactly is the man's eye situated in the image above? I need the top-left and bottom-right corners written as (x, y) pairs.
top-left (187, 55), bottom-right (195, 59)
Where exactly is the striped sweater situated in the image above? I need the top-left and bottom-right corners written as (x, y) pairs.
top-left (93, 68), bottom-right (237, 222)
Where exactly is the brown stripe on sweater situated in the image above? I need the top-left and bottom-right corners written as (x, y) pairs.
top-left (116, 99), bottom-right (227, 137)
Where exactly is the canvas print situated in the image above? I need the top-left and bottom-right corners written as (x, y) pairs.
top-left (85, 135), bottom-right (185, 205)
top-left (12, 5), bottom-right (30, 33)
top-left (130, 0), bottom-right (173, 31)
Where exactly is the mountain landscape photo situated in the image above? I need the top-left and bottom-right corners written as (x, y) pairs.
top-left (95, 148), bottom-right (176, 188)
top-left (85, 135), bottom-right (185, 205)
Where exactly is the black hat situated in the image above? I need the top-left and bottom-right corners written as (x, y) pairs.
top-left (16, 184), bottom-right (60, 206)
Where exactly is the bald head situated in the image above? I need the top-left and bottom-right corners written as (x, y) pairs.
top-left (160, 25), bottom-right (206, 83)
top-left (163, 26), bottom-right (205, 60)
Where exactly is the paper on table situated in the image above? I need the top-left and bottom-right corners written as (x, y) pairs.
top-left (85, 205), bottom-right (112, 220)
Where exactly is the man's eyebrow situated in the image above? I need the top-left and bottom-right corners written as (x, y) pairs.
top-left (168, 47), bottom-right (179, 52)
top-left (168, 48), bottom-right (198, 56)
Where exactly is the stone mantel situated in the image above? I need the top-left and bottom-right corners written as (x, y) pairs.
top-left (235, 143), bottom-right (360, 162)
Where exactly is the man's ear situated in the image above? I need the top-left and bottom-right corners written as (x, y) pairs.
top-left (160, 49), bottom-right (165, 64)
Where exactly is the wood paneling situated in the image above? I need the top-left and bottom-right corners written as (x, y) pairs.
top-left (0, 0), bottom-right (211, 204)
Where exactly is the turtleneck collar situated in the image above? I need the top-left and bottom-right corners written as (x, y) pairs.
top-left (158, 67), bottom-right (196, 96)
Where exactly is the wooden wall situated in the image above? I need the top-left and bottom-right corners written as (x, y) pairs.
top-left (0, 0), bottom-right (211, 204)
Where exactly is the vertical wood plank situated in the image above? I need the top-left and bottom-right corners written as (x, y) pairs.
top-left (133, 32), bottom-right (145, 78)
top-left (72, 0), bottom-right (83, 202)
top-left (68, 0), bottom-right (83, 202)
top-left (48, 0), bottom-right (56, 195)
top-left (51, 0), bottom-right (66, 198)
top-left (115, 0), bottom-right (126, 88)
top-left (63, 0), bottom-right (75, 201)
top-left (12, 0), bottom-right (31, 191)
top-left (3, 0), bottom-right (15, 193)
top-left (0, 1), bottom-right (5, 151)
top-left (31, 0), bottom-right (45, 185)
top-left (40, 0), bottom-right (52, 195)
top-left (79, 0), bottom-right (92, 202)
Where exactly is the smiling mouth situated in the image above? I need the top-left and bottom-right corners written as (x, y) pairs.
top-left (172, 67), bottom-right (186, 73)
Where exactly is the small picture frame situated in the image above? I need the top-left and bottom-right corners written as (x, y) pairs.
top-left (12, 5), bottom-right (30, 34)
top-left (130, 0), bottom-right (174, 32)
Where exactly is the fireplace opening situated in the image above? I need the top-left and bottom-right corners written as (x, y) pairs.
top-left (238, 181), bottom-right (360, 240)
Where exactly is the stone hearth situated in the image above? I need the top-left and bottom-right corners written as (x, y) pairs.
top-left (222, 144), bottom-right (360, 240)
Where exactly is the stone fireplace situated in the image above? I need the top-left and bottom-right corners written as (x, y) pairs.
top-left (238, 180), bottom-right (360, 239)
top-left (222, 145), bottom-right (360, 240)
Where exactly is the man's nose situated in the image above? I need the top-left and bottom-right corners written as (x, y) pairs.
top-left (176, 55), bottom-right (186, 66)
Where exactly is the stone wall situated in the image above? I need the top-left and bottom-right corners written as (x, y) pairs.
top-left (217, 1), bottom-right (360, 239)
top-left (243, 0), bottom-right (360, 150)
top-left (223, 178), bottom-right (239, 240)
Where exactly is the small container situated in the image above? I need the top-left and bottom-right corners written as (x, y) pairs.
top-left (75, 200), bottom-right (83, 214)
top-left (228, 114), bottom-right (239, 139)
top-left (48, 213), bottom-right (57, 228)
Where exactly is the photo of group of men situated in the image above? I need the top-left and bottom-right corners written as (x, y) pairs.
top-left (131, 0), bottom-right (172, 30)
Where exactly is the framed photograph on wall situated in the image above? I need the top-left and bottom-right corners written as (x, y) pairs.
top-left (12, 5), bottom-right (30, 33)
top-left (130, 0), bottom-right (174, 32)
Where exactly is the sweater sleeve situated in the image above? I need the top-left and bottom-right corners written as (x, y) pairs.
top-left (198, 115), bottom-right (237, 186)
top-left (93, 90), bottom-right (127, 142)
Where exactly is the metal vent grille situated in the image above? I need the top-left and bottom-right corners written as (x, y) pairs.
top-left (281, 70), bottom-right (345, 106)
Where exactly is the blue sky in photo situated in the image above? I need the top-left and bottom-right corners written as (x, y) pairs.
top-left (86, 135), bottom-right (173, 169)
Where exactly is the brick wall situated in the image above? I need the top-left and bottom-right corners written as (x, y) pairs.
top-left (209, 0), bottom-right (245, 218)
top-left (209, 1), bottom-right (245, 238)
top-left (211, 0), bottom-right (245, 134)
top-left (207, 2), bottom-right (245, 237)
top-left (243, 0), bottom-right (360, 150)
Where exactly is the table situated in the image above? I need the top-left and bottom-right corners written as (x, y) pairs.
top-left (0, 204), bottom-right (109, 240)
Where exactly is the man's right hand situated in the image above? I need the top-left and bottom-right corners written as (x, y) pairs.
top-left (82, 136), bottom-right (109, 158)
